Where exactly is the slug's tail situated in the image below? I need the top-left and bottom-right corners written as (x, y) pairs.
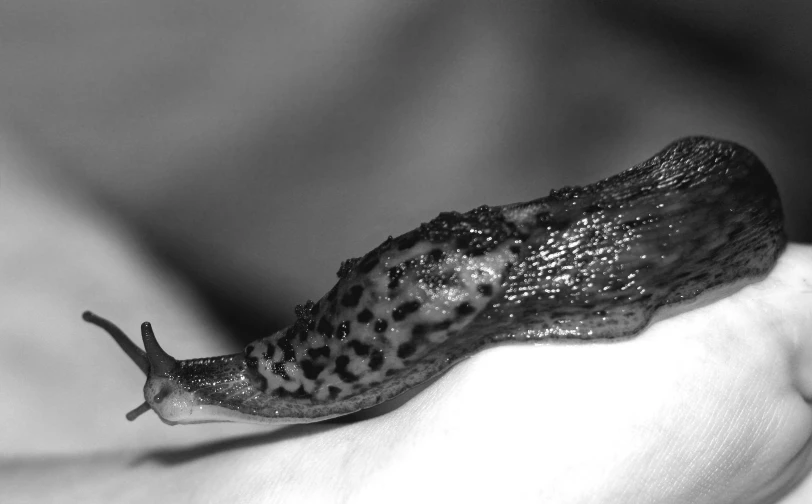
top-left (82, 311), bottom-right (178, 421)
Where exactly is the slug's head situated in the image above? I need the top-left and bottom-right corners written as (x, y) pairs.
top-left (82, 311), bottom-right (199, 425)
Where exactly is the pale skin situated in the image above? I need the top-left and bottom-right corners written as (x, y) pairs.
top-left (0, 164), bottom-right (811, 503)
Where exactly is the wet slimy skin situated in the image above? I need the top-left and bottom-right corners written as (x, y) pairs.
top-left (83, 136), bottom-right (786, 425)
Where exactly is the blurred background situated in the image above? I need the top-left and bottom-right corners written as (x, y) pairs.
top-left (0, 0), bottom-right (810, 436)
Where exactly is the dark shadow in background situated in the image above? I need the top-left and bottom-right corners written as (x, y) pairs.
top-left (194, 0), bottom-right (812, 345)
top-left (589, 0), bottom-right (812, 240)
top-left (3, 1), bottom-right (809, 346)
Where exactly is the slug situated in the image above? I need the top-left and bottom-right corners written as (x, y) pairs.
top-left (83, 136), bottom-right (786, 425)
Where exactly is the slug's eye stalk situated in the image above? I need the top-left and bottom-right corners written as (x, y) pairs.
top-left (82, 311), bottom-right (178, 422)
top-left (140, 322), bottom-right (176, 377)
top-left (82, 311), bottom-right (149, 375)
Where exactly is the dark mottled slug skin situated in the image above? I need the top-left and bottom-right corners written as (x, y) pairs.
top-left (84, 136), bottom-right (786, 425)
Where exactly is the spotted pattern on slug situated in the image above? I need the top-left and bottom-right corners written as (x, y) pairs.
top-left (244, 240), bottom-right (517, 403)
top-left (85, 136), bottom-right (787, 425)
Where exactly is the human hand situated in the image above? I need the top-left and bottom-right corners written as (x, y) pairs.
top-left (113, 244), bottom-right (810, 504)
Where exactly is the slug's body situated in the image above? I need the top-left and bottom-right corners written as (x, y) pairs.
top-left (84, 136), bottom-right (786, 425)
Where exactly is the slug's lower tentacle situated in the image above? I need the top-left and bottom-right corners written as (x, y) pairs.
top-left (125, 402), bottom-right (152, 422)
top-left (85, 136), bottom-right (787, 425)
